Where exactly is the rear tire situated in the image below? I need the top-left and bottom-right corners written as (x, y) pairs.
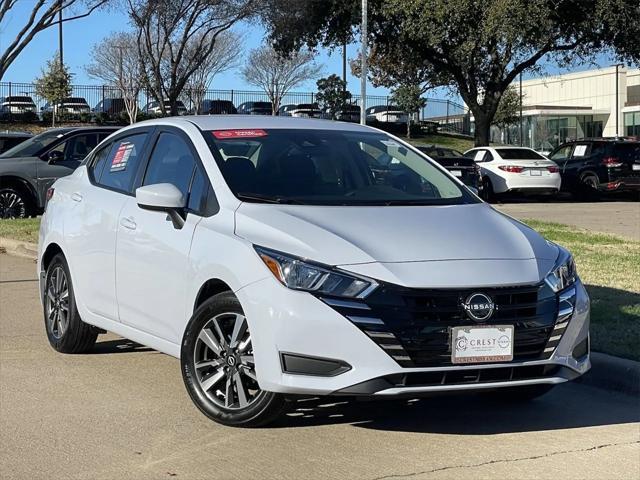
top-left (181, 292), bottom-right (285, 427)
top-left (44, 254), bottom-right (99, 353)
top-left (577, 174), bottom-right (600, 200)
top-left (481, 177), bottom-right (495, 202)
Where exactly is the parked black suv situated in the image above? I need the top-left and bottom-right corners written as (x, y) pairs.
top-left (416, 144), bottom-right (482, 190)
top-left (0, 127), bottom-right (118, 218)
top-left (237, 101), bottom-right (272, 115)
top-left (549, 138), bottom-right (640, 196)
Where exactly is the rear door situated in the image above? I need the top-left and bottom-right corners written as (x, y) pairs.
top-left (115, 127), bottom-right (211, 342)
top-left (64, 129), bottom-right (153, 321)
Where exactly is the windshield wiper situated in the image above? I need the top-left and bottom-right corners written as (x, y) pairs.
top-left (236, 193), bottom-right (304, 204)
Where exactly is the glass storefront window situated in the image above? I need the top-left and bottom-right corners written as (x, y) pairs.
top-left (625, 112), bottom-right (640, 137)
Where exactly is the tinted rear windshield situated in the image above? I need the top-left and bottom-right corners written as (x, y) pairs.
top-left (204, 129), bottom-right (477, 206)
top-left (496, 149), bottom-right (546, 160)
top-left (63, 97), bottom-right (87, 103)
top-left (614, 143), bottom-right (640, 161)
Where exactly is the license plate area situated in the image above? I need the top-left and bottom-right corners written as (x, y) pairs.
top-left (451, 325), bottom-right (514, 364)
top-left (451, 169), bottom-right (463, 177)
top-left (530, 169), bottom-right (542, 176)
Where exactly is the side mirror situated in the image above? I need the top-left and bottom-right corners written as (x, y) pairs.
top-left (468, 186), bottom-right (479, 196)
top-left (136, 183), bottom-right (186, 229)
top-left (47, 150), bottom-right (64, 164)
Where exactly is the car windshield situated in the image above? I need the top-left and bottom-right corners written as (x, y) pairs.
top-left (0, 129), bottom-right (68, 158)
top-left (206, 129), bottom-right (477, 206)
top-left (496, 149), bottom-right (546, 160)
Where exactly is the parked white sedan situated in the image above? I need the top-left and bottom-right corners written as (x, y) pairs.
top-left (464, 147), bottom-right (561, 200)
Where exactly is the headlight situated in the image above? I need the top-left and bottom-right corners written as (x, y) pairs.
top-left (545, 246), bottom-right (577, 292)
top-left (255, 246), bottom-right (377, 298)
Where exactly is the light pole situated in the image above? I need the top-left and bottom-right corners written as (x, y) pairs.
top-left (360, 0), bottom-right (367, 125)
top-left (519, 72), bottom-right (523, 146)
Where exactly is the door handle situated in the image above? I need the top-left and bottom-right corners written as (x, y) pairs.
top-left (120, 216), bottom-right (137, 230)
top-left (71, 192), bottom-right (83, 202)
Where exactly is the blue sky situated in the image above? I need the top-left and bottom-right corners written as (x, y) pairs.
top-left (0, 2), bottom-right (622, 100)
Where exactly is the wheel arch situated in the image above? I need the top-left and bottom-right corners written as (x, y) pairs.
top-left (41, 242), bottom-right (65, 271)
top-left (0, 175), bottom-right (38, 206)
top-left (193, 278), bottom-right (234, 312)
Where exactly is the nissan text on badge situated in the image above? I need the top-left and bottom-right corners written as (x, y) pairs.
top-left (38, 116), bottom-right (590, 426)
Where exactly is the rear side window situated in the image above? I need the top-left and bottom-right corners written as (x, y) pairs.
top-left (550, 145), bottom-right (572, 160)
top-left (96, 133), bottom-right (148, 193)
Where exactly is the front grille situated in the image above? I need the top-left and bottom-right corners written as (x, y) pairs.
top-left (324, 282), bottom-right (559, 368)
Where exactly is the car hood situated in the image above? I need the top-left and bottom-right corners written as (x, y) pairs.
top-left (234, 202), bottom-right (558, 270)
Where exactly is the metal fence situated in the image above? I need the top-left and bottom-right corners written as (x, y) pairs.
top-left (0, 82), bottom-right (470, 134)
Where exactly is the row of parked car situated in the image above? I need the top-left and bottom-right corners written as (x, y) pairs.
top-left (419, 138), bottom-right (640, 201)
top-left (1, 125), bottom-right (637, 219)
top-left (0, 95), bottom-right (409, 124)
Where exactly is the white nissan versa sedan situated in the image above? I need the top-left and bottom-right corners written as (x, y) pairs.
top-left (38, 116), bottom-right (590, 427)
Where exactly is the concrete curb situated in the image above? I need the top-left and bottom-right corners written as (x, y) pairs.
top-left (0, 237), bottom-right (37, 261)
top-left (580, 352), bottom-right (640, 396)
top-left (0, 236), bottom-right (638, 395)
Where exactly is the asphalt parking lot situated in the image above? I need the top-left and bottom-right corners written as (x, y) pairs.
top-left (1, 254), bottom-right (639, 480)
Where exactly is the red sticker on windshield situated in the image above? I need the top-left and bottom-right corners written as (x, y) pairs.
top-left (212, 129), bottom-right (267, 139)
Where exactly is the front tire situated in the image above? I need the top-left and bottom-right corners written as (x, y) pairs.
top-left (181, 292), bottom-right (285, 427)
top-left (44, 254), bottom-right (98, 353)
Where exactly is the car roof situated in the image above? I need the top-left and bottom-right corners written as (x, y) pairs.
top-left (129, 115), bottom-right (374, 133)
top-left (0, 131), bottom-right (32, 137)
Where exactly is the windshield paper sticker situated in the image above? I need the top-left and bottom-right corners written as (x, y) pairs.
top-left (110, 142), bottom-right (134, 172)
top-left (213, 129), bottom-right (267, 139)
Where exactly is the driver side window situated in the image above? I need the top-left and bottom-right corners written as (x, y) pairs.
top-left (49, 134), bottom-right (99, 163)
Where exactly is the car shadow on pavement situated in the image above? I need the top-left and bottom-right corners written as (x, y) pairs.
top-left (91, 338), bottom-right (154, 355)
top-left (271, 383), bottom-right (640, 434)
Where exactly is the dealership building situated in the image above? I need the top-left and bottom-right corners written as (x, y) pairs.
top-left (487, 65), bottom-right (640, 151)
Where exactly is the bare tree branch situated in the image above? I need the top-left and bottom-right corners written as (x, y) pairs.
top-left (241, 46), bottom-right (323, 114)
top-left (0, 0), bottom-right (109, 80)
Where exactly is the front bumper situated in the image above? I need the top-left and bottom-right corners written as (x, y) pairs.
top-left (236, 277), bottom-right (590, 396)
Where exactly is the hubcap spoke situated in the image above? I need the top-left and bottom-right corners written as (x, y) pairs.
top-left (198, 328), bottom-right (222, 356)
top-left (195, 358), bottom-right (224, 370)
top-left (211, 318), bottom-right (229, 350)
top-left (200, 368), bottom-right (226, 391)
top-left (224, 375), bottom-right (234, 407)
top-left (233, 371), bottom-right (249, 407)
top-left (239, 365), bottom-right (257, 381)
top-left (229, 314), bottom-right (247, 349)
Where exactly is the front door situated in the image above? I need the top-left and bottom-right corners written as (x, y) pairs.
top-left (115, 130), bottom-right (208, 343)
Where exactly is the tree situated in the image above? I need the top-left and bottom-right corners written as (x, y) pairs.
top-left (0, 0), bottom-right (108, 80)
top-left (183, 30), bottom-right (243, 114)
top-left (127, 0), bottom-right (256, 116)
top-left (86, 31), bottom-right (142, 124)
top-left (240, 46), bottom-right (322, 115)
top-left (492, 87), bottom-right (523, 130)
top-left (35, 55), bottom-right (72, 126)
top-left (316, 74), bottom-right (350, 119)
top-left (390, 84), bottom-right (426, 139)
top-left (262, 0), bottom-right (640, 146)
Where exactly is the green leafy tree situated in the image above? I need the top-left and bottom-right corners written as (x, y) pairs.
top-left (35, 55), bottom-right (73, 126)
top-left (390, 84), bottom-right (426, 138)
top-left (316, 74), bottom-right (351, 119)
top-left (261, 0), bottom-right (640, 146)
top-left (492, 87), bottom-right (523, 130)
